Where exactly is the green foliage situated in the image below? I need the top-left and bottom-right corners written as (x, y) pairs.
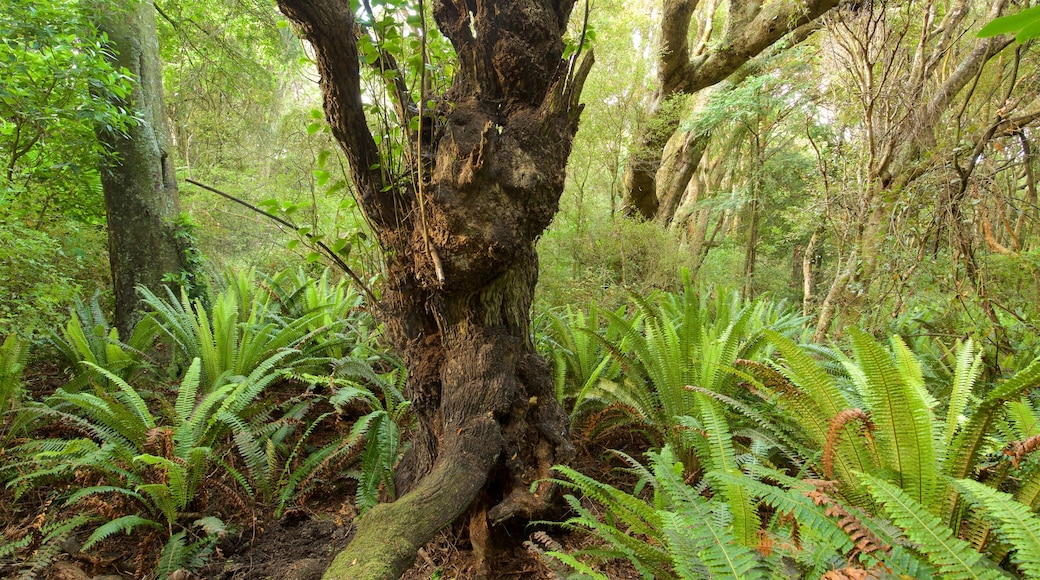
top-left (844, 329), bottom-right (938, 507)
top-left (164, 212), bottom-right (211, 305)
top-left (582, 278), bottom-right (802, 460)
top-left (156, 520), bottom-right (225, 578)
top-left (978, 6), bottom-right (1040, 43)
top-left (138, 272), bottom-right (342, 393)
top-left (0, 512), bottom-right (94, 579)
top-left (549, 447), bottom-right (878, 579)
top-left (0, 0), bottom-right (134, 226)
top-left (0, 334), bottom-right (28, 418)
top-left (537, 303), bottom-right (623, 418)
top-left (860, 473), bottom-right (1004, 580)
top-left (537, 217), bottom-right (694, 311)
top-left (48, 293), bottom-right (159, 391)
top-left (326, 367), bottom-right (411, 514)
top-left (0, 222), bottom-right (107, 336)
top-left (954, 479), bottom-right (1040, 578)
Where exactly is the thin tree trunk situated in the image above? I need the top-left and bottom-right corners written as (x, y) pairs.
top-left (814, 249), bottom-right (857, 343)
top-left (802, 230), bottom-right (819, 317)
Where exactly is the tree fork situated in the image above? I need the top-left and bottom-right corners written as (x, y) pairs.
top-left (275, 0), bottom-right (591, 577)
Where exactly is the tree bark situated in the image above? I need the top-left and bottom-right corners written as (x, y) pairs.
top-left (92, 0), bottom-right (186, 335)
top-left (622, 0), bottom-right (839, 221)
top-left (274, 1), bottom-right (590, 578)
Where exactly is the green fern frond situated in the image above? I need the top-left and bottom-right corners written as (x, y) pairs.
top-left (689, 392), bottom-right (760, 546)
top-left (945, 340), bottom-right (983, 447)
top-left (554, 493), bottom-right (672, 579)
top-left (218, 411), bottom-right (272, 496)
top-left (710, 470), bottom-right (857, 557)
top-left (860, 473), bottom-right (1003, 579)
top-left (0, 334), bottom-right (29, 412)
top-left (647, 447), bottom-right (764, 578)
top-left (65, 485), bottom-right (145, 507)
top-left (551, 464), bottom-right (661, 538)
top-left (848, 329), bottom-right (938, 508)
top-left (953, 479), bottom-right (1040, 578)
top-left (79, 362), bottom-right (156, 432)
top-left (156, 530), bottom-right (189, 577)
top-left (174, 358), bottom-right (203, 423)
top-left (763, 332), bottom-right (873, 504)
top-left (661, 509), bottom-right (765, 579)
top-left (1016, 463), bottom-right (1040, 510)
top-left (81, 515), bottom-right (162, 551)
top-left (944, 358), bottom-right (1040, 521)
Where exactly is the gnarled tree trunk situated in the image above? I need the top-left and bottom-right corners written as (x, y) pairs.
top-left (274, 1), bottom-right (591, 578)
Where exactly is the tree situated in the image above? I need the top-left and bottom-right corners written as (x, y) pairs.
top-left (0, 0), bottom-right (131, 227)
top-left (622, 0), bottom-right (839, 224)
top-left (274, 1), bottom-right (592, 577)
top-left (809, 0), bottom-right (1020, 341)
top-left (90, 0), bottom-right (188, 335)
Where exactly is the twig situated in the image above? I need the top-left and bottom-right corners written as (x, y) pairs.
top-left (184, 178), bottom-right (381, 308)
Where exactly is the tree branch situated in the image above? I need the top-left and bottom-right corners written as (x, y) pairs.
top-left (184, 178), bottom-right (380, 307)
top-left (677, 0), bottom-right (841, 95)
top-left (276, 0), bottom-right (403, 231)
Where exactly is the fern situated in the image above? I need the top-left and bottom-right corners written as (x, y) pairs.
top-left (847, 329), bottom-right (938, 508)
top-left (549, 447), bottom-right (774, 579)
top-left (650, 448), bottom-right (763, 578)
top-left (687, 392), bottom-right (760, 546)
top-left (860, 473), bottom-right (1003, 579)
top-left (945, 340), bottom-right (983, 446)
top-left (81, 515), bottom-right (162, 551)
top-left (944, 357), bottom-right (1040, 521)
top-left (0, 334), bottom-right (28, 412)
top-left (953, 479), bottom-right (1040, 578)
top-left (0, 512), bottom-right (93, 579)
top-left (763, 331), bottom-right (874, 504)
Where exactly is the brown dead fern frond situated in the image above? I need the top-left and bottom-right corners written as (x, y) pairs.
top-left (1004, 433), bottom-right (1040, 468)
top-left (806, 482), bottom-right (889, 560)
top-left (823, 409), bottom-right (875, 479)
top-left (821, 565), bottom-right (885, 579)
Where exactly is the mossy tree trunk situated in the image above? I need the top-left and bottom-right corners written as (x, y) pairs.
top-left (274, 1), bottom-right (592, 578)
top-left (92, 0), bottom-right (186, 335)
top-left (622, 0), bottom-right (838, 223)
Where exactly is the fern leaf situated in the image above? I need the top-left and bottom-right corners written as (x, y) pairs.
top-left (710, 470), bottom-right (857, 557)
top-left (543, 551), bottom-right (610, 580)
top-left (81, 515), bottom-right (162, 551)
top-left (944, 358), bottom-right (1040, 523)
top-left (953, 479), bottom-right (1040, 578)
top-left (860, 473), bottom-right (1003, 579)
top-left (156, 530), bottom-right (188, 577)
top-left (174, 358), bottom-right (203, 423)
top-left (79, 362), bottom-right (156, 431)
top-left (848, 329), bottom-right (938, 508)
top-left (945, 340), bottom-right (982, 446)
top-left (660, 509), bottom-right (764, 579)
top-left (65, 485), bottom-right (144, 507)
top-left (690, 392), bottom-right (760, 546)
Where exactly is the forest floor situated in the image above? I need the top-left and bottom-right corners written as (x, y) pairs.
top-left (3, 366), bottom-right (644, 580)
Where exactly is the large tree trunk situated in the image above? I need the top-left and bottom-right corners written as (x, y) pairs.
top-left (274, 1), bottom-right (590, 578)
top-left (92, 0), bottom-right (186, 335)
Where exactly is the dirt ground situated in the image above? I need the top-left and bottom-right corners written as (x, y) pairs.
top-left (5, 365), bottom-right (646, 580)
